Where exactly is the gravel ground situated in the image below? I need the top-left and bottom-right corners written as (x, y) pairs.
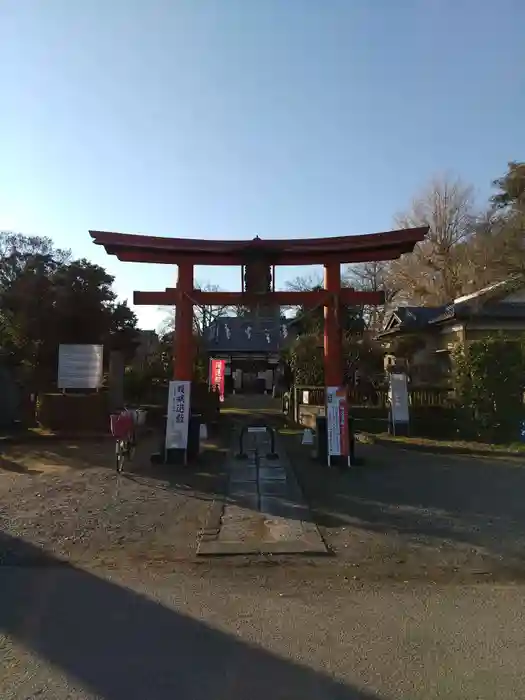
top-left (2, 421), bottom-right (525, 585)
top-left (283, 434), bottom-right (525, 583)
top-left (0, 436), bottom-right (224, 568)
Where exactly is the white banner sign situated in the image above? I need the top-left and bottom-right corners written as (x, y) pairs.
top-left (389, 373), bottom-right (409, 424)
top-left (165, 380), bottom-right (191, 450)
top-left (326, 386), bottom-right (349, 459)
top-left (58, 344), bottom-right (103, 389)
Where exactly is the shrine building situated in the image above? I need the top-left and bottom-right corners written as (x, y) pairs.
top-left (203, 310), bottom-right (297, 394)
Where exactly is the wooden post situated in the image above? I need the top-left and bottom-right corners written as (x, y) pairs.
top-left (324, 262), bottom-right (342, 387)
top-left (108, 351), bottom-right (125, 411)
top-left (174, 262), bottom-right (194, 380)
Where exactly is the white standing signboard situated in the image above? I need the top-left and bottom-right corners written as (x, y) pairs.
top-left (388, 373), bottom-right (409, 434)
top-left (165, 380), bottom-right (191, 452)
top-left (58, 344), bottom-right (103, 389)
top-left (326, 386), bottom-right (350, 466)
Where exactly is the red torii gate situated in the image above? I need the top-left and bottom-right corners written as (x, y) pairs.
top-left (89, 227), bottom-right (427, 389)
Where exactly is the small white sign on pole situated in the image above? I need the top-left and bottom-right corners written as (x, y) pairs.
top-left (58, 344), bottom-right (103, 389)
top-left (165, 380), bottom-right (191, 451)
top-left (388, 373), bottom-right (409, 434)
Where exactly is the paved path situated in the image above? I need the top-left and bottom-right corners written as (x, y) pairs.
top-left (198, 425), bottom-right (326, 555)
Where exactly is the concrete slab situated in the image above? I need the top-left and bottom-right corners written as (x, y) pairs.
top-left (229, 467), bottom-right (258, 482)
top-left (258, 466), bottom-right (287, 481)
top-left (200, 507), bottom-right (326, 555)
top-left (219, 506), bottom-right (265, 542)
top-left (228, 481), bottom-right (258, 497)
top-left (197, 538), bottom-right (328, 555)
top-left (259, 496), bottom-right (311, 520)
top-left (231, 494), bottom-right (259, 510)
top-left (258, 481), bottom-right (289, 497)
top-left (197, 428), bottom-right (327, 556)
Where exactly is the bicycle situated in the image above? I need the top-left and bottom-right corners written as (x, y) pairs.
top-left (110, 409), bottom-right (136, 473)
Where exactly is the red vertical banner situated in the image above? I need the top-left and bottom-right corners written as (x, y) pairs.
top-left (210, 359), bottom-right (225, 402)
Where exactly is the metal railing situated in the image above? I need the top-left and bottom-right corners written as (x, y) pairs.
top-left (284, 384), bottom-right (454, 418)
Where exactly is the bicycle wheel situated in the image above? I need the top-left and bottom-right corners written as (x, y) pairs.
top-left (115, 440), bottom-right (125, 473)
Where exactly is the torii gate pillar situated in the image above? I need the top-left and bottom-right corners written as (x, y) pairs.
top-left (324, 262), bottom-right (343, 388)
top-left (174, 262), bottom-right (194, 381)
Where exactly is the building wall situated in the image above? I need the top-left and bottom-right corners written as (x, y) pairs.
top-left (383, 305), bottom-right (525, 384)
top-left (437, 326), bottom-right (463, 350)
top-left (207, 352), bottom-right (280, 393)
top-left (384, 326), bottom-right (463, 385)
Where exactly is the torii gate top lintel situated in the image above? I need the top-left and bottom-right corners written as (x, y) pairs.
top-left (89, 227), bottom-right (427, 266)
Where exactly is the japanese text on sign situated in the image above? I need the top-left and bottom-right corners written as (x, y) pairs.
top-left (165, 380), bottom-right (191, 450)
top-left (326, 386), bottom-right (349, 460)
top-left (175, 383), bottom-right (186, 423)
top-left (210, 358), bottom-right (225, 402)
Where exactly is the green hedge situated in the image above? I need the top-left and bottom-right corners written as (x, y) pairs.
top-left (453, 336), bottom-right (525, 443)
top-left (350, 405), bottom-right (457, 439)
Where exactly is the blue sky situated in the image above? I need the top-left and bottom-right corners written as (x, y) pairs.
top-left (1, 0), bottom-right (523, 330)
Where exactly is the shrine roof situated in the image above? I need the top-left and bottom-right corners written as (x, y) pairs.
top-left (89, 227), bottom-right (428, 265)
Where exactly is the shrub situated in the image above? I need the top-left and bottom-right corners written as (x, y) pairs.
top-left (350, 404), bottom-right (457, 438)
top-left (453, 335), bottom-right (525, 443)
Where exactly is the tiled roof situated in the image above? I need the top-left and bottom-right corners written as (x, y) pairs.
top-left (427, 304), bottom-right (455, 324)
top-left (379, 279), bottom-right (525, 336)
top-left (381, 298), bottom-right (525, 335)
top-left (378, 306), bottom-right (446, 336)
top-left (448, 302), bottom-right (525, 321)
top-left (395, 306), bottom-right (448, 327)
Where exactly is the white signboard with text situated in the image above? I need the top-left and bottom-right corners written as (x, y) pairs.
top-left (58, 344), bottom-right (103, 389)
top-left (326, 386), bottom-right (350, 463)
top-left (165, 380), bottom-right (191, 451)
top-left (388, 373), bottom-right (409, 427)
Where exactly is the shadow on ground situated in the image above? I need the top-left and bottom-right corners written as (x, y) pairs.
top-left (0, 532), bottom-right (380, 700)
top-left (285, 434), bottom-right (525, 567)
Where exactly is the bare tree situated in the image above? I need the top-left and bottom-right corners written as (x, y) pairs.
top-left (466, 162), bottom-right (525, 287)
top-left (390, 176), bottom-right (476, 305)
top-left (157, 281), bottom-right (236, 337)
top-left (344, 261), bottom-right (392, 332)
top-left (285, 272), bottom-right (323, 292)
top-left (286, 268), bottom-right (391, 332)
top-left (283, 272), bottom-right (323, 319)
